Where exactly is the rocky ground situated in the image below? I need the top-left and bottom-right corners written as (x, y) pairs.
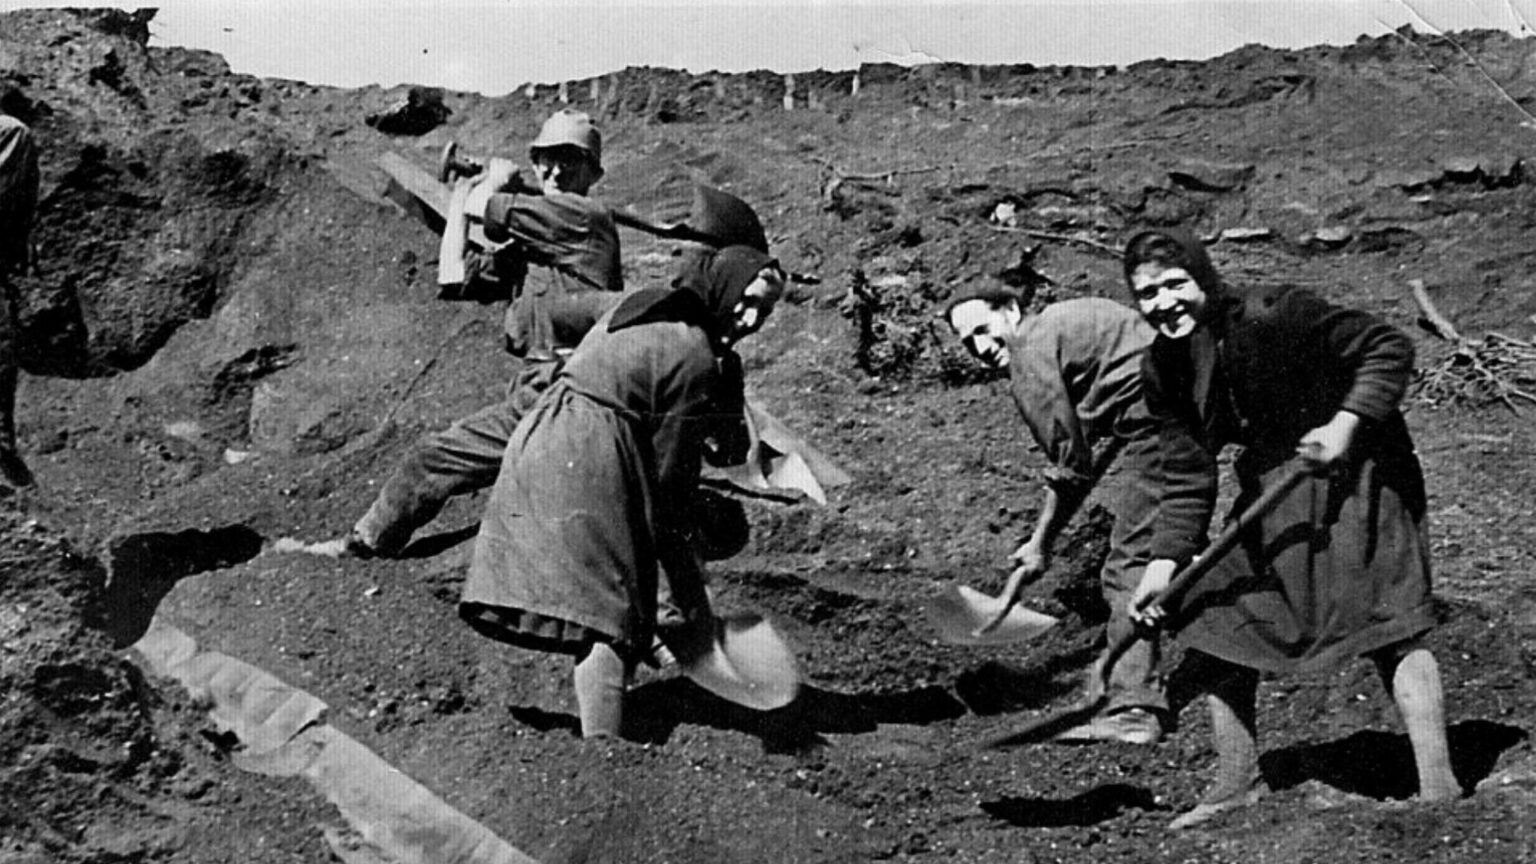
top-left (2, 8), bottom-right (1535, 863)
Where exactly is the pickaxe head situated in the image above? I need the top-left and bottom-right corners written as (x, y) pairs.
top-left (690, 184), bottom-right (768, 253)
top-left (437, 140), bottom-right (483, 183)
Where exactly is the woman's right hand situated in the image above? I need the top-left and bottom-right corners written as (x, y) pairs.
top-left (1129, 558), bottom-right (1178, 627)
top-left (1003, 539), bottom-right (1047, 598)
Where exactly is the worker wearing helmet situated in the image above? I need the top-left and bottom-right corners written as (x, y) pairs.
top-left (336, 109), bottom-right (623, 558)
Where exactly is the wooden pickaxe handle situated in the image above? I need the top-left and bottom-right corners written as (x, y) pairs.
top-left (442, 141), bottom-right (714, 241)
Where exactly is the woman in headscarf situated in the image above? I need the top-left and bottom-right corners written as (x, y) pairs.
top-left (1122, 228), bottom-right (1459, 828)
top-left (459, 245), bottom-right (786, 738)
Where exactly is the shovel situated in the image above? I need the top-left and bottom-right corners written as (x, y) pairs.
top-left (926, 584), bottom-right (1060, 646)
top-left (667, 613), bottom-right (802, 711)
top-left (985, 457), bottom-right (1310, 748)
top-left (929, 437), bottom-right (1130, 645)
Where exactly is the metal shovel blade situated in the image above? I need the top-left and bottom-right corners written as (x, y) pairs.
top-left (926, 584), bottom-right (1060, 646)
top-left (678, 614), bottom-right (802, 711)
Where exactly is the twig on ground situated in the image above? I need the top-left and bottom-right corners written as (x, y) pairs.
top-left (986, 223), bottom-right (1122, 257)
top-left (809, 156), bottom-right (943, 184)
top-left (810, 156), bottom-right (945, 203)
top-left (1410, 279), bottom-right (1536, 413)
top-left (1410, 279), bottom-right (1464, 342)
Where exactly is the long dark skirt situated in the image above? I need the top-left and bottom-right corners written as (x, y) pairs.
top-left (459, 382), bottom-right (659, 662)
top-left (1173, 449), bottom-right (1436, 675)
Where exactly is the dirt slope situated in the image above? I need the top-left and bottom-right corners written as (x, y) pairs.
top-left (2, 8), bottom-right (1535, 863)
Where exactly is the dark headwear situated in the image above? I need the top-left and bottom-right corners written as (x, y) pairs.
top-left (1122, 228), bottom-right (1226, 300)
top-left (1122, 228), bottom-right (1239, 330)
top-left (608, 245), bottom-right (779, 345)
top-left (690, 185), bottom-right (768, 253)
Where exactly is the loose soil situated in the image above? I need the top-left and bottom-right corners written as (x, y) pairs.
top-left (2, 9), bottom-right (1534, 863)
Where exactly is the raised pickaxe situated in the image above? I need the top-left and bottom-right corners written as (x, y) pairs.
top-left (436, 141), bottom-right (768, 251)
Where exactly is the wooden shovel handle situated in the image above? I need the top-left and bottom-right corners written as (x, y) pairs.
top-left (985, 458), bottom-right (1311, 748)
top-left (1155, 458), bottom-right (1309, 611)
top-left (1099, 457), bottom-right (1311, 684)
top-left (975, 436), bottom-right (1131, 637)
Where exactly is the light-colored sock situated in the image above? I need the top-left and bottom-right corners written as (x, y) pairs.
top-left (1380, 646), bottom-right (1460, 801)
top-left (573, 642), bottom-right (627, 739)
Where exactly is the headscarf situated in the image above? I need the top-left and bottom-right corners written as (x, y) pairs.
top-left (1121, 227), bottom-right (1238, 333)
top-left (607, 244), bottom-right (779, 347)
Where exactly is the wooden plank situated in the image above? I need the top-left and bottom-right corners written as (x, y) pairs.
top-left (376, 151), bottom-right (492, 250)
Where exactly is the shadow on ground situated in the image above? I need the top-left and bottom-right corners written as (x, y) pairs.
top-left (954, 651), bottom-right (1100, 716)
top-left (1261, 718), bottom-right (1528, 799)
top-left (88, 524), bottom-right (265, 647)
top-left (625, 679), bottom-right (968, 753)
top-left (398, 524), bottom-right (479, 558)
top-left (981, 783), bottom-right (1164, 827)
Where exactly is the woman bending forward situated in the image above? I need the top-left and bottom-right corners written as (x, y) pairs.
top-left (460, 245), bottom-right (785, 737)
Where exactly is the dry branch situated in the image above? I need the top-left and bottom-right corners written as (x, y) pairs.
top-left (1410, 278), bottom-right (1463, 342)
top-left (1409, 279), bottom-right (1536, 413)
top-left (810, 155), bottom-right (943, 184)
top-left (810, 156), bottom-right (946, 204)
top-left (986, 223), bottom-right (1122, 257)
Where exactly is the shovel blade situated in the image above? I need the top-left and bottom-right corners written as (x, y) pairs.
top-left (926, 585), bottom-right (1059, 646)
top-left (679, 614), bottom-right (801, 711)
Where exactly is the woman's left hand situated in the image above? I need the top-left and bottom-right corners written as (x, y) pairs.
top-left (1297, 410), bottom-right (1360, 471)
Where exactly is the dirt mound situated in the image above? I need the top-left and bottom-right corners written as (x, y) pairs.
top-left (3, 7), bottom-right (1536, 862)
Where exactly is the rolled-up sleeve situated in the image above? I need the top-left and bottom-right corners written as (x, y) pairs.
top-left (1010, 342), bottom-right (1093, 493)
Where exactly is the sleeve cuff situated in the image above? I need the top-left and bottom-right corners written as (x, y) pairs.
top-left (1340, 389), bottom-right (1395, 424)
top-left (1043, 464), bottom-right (1092, 492)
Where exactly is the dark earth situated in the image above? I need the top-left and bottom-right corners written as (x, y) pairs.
top-left (2, 8), bottom-right (1535, 863)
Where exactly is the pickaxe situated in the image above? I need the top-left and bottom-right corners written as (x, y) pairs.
top-left (437, 141), bottom-right (769, 251)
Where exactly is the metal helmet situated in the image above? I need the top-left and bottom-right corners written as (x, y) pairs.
top-left (528, 109), bottom-right (602, 170)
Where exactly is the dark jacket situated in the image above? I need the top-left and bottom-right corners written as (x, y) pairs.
top-left (458, 190), bottom-right (623, 360)
top-left (1142, 281), bottom-right (1434, 672)
top-left (1144, 282), bottom-right (1420, 564)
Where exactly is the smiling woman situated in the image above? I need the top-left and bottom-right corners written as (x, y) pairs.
top-left (1123, 227), bottom-right (1461, 829)
top-left (1125, 236), bottom-right (1212, 341)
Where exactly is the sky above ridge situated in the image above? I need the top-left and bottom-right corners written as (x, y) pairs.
top-left (31, 0), bottom-right (1536, 95)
